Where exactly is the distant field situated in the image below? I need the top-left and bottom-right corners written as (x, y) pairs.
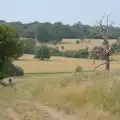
top-left (62, 39), bottom-right (116, 44)
top-left (15, 54), bottom-right (120, 73)
top-left (37, 39), bottom-right (117, 51)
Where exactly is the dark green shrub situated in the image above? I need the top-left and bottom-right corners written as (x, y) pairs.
top-left (45, 47), bottom-right (89, 59)
top-left (49, 47), bottom-right (63, 56)
top-left (76, 40), bottom-right (80, 44)
top-left (35, 45), bottom-right (51, 60)
top-left (75, 66), bottom-right (83, 72)
top-left (1, 62), bottom-right (24, 78)
top-left (64, 49), bottom-right (89, 58)
top-left (74, 49), bottom-right (89, 58)
top-left (64, 50), bottom-right (75, 58)
top-left (61, 46), bottom-right (64, 50)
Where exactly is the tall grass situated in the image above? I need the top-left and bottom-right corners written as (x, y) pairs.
top-left (1, 72), bottom-right (120, 119)
top-left (28, 71), bottom-right (120, 115)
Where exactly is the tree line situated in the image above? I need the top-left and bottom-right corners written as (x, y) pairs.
top-left (0, 20), bottom-right (120, 43)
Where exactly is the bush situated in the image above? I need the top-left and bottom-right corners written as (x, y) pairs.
top-left (64, 49), bottom-right (89, 58)
top-left (49, 47), bottom-right (63, 56)
top-left (75, 66), bottom-right (83, 72)
top-left (61, 46), bottom-right (64, 50)
top-left (64, 50), bottom-right (75, 58)
top-left (76, 40), bottom-right (80, 44)
top-left (74, 49), bottom-right (89, 58)
top-left (1, 62), bottom-right (24, 78)
top-left (45, 47), bottom-right (89, 59)
top-left (35, 45), bottom-right (51, 60)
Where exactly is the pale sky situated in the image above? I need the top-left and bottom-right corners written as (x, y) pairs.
top-left (0, 0), bottom-right (120, 25)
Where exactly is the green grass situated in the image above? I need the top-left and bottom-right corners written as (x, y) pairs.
top-left (26, 71), bottom-right (74, 76)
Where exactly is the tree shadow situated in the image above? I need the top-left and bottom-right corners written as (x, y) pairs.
top-left (16, 59), bottom-right (31, 61)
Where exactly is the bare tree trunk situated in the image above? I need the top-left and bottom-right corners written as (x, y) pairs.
top-left (105, 56), bottom-right (110, 71)
top-left (93, 14), bottom-right (112, 71)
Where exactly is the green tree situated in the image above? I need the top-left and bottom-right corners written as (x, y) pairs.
top-left (35, 45), bottom-right (51, 60)
top-left (52, 22), bottom-right (63, 42)
top-left (22, 38), bottom-right (36, 54)
top-left (36, 25), bottom-right (54, 43)
top-left (0, 24), bottom-right (23, 80)
top-left (2, 20), bottom-right (120, 40)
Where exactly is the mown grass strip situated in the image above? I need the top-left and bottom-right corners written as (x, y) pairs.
top-left (25, 71), bottom-right (74, 76)
top-left (25, 70), bottom-right (93, 76)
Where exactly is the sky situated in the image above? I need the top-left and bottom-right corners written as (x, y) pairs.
top-left (0, 0), bottom-right (120, 26)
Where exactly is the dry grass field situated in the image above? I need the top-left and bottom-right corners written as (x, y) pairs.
top-left (0, 39), bottom-right (120, 120)
top-left (0, 72), bottom-right (120, 120)
top-left (18, 39), bottom-right (118, 74)
top-left (15, 54), bottom-right (120, 73)
top-left (37, 39), bottom-right (117, 51)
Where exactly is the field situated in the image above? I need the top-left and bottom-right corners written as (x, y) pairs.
top-left (1, 72), bottom-right (120, 120)
top-left (15, 54), bottom-right (120, 74)
top-left (0, 39), bottom-right (120, 120)
top-left (38, 39), bottom-right (117, 51)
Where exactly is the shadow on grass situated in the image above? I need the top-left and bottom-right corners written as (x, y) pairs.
top-left (16, 59), bottom-right (32, 61)
top-left (26, 71), bottom-right (74, 76)
top-left (25, 70), bottom-right (91, 76)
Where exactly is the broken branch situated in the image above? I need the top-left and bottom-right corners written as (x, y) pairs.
top-left (93, 62), bottom-right (106, 71)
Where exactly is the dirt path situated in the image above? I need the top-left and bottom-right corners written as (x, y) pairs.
top-left (6, 100), bottom-right (75, 120)
top-left (33, 102), bottom-right (74, 120)
top-left (18, 100), bottom-right (75, 120)
top-left (7, 107), bottom-right (21, 120)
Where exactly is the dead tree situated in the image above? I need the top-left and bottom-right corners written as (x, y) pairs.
top-left (91, 14), bottom-right (114, 71)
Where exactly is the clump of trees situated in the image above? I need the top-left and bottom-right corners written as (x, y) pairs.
top-left (34, 46), bottom-right (89, 59)
top-left (35, 45), bottom-right (51, 60)
top-left (49, 47), bottom-right (62, 56)
top-left (49, 47), bottom-right (89, 59)
top-left (63, 49), bottom-right (89, 58)
top-left (22, 38), bottom-right (36, 54)
top-left (0, 24), bottom-right (24, 83)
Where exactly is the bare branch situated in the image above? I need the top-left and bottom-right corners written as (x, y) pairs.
top-left (93, 62), bottom-right (106, 71)
top-left (92, 53), bottom-right (101, 66)
top-left (109, 41), bottom-right (118, 47)
top-left (93, 60), bottom-right (113, 71)
top-left (92, 59), bottom-right (96, 66)
top-left (97, 13), bottom-right (106, 26)
top-left (96, 21), bottom-right (102, 26)
top-left (101, 13), bottom-right (106, 21)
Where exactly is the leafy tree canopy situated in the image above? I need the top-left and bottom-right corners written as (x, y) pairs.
top-left (0, 24), bottom-right (23, 79)
top-left (1, 21), bottom-right (120, 43)
top-left (35, 45), bottom-right (51, 60)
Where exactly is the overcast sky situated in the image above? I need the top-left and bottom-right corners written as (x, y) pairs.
top-left (0, 0), bottom-right (119, 25)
